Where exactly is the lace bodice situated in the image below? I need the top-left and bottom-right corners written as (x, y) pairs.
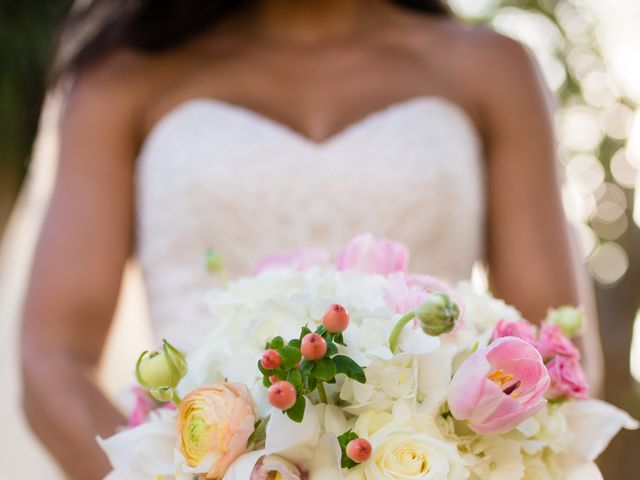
top-left (136, 96), bottom-right (485, 351)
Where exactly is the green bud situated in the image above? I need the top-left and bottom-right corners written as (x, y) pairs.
top-left (205, 248), bottom-right (225, 273)
top-left (415, 293), bottom-right (460, 336)
top-left (135, 339), bottom-right (187, 390)
top-left (150, 387), bottom-right (174, 403)
top-left (545, 306), bottom-right (584, 337)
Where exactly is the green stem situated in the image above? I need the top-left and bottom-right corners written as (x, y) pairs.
top-left (172, 391), bottom-right (182, 406)
top-left (219, 268), bottom-right (229, 289)
top-left (388, 311), bottom-right (417, 353)
top-left (317, 381), bottom-right (328, 404)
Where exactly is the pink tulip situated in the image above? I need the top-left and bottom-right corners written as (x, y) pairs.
top-left (538, 322), bottom-right (580, 360)
top-left (546, 355), bottom-right (589, 399)
top-left (492, 319), bottom-right (537, 345)
top-left (253, 249), bottom-right (329, 275)
top-left (448, 337), bottom-right (550, 435)
top-left (336, 234), bottom-right (409, 275)
top-left (384, 273), bottom-right (465, 334)
top-left (384, 273), bottom-right (458, 313)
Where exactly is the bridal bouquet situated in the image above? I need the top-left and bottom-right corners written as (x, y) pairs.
top-left (100, 235), bottom-right (637, 480)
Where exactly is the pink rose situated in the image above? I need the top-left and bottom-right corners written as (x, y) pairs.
top-left (336, 234), bottom-right (409, 275)
top-left (538, 322), bottom-right (580, 360)
top-left (448, 337), bottom-right (550, 435)
top-left (546, 355), bottom-right (589, 400)
top-left (492, 319), bottom-right (537, 345)
top-left (253, 249), bottom-right (329, 275)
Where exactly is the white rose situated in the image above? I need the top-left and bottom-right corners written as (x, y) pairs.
top-left (354, 411), bottom-right (468, 480)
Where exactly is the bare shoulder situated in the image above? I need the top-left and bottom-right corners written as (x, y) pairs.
top-left (436, 21), bottom-right (544, 103)
top-left (64, 48), bottom-right (173, 142)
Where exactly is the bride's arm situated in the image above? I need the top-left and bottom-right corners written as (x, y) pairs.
top-left (21, 57), bottom-right (145, 479)
top-left (473, 34), bottom-right (604, 392)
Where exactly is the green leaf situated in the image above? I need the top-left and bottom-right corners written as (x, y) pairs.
top-left (334, 332), bottom-right (346, 346)
top-left (333, 355), bottom-right (366, 383)
top-left (262, 376), bottom-right (272, 387)
top-left (337, 430), bottom-right (360, 468)
top-left (300, 359), bottom-right (313, 375)
top-left (270, 336), bottom-right (285, 351)
top-left (247, 416), bottom-right (270, 447)
top-left (326, 341), bottom-right (339, 357)
top-left (288, 338), bottom-right (301, 349)
top-left (280, 346), bottom-right (302, 369)
top-left (311, 358), bottom-right (337, 381)
top-left (299, 326), bottom-right (312, 341)
top-left (286, 395), bottom-right (306, 423)
top-left (257, 360), bottom-right (272, 376)
top-left (287, 369), bottom-right (303, 390)
top-left (306, 376), bottom-right (318, 391)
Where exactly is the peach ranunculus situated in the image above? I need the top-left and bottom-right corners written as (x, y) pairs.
top-left (336, 234), bottom-right (409, 275)
top-left (448, 337), bottom-right (550, 435)
top-left (177, 382), bottom-right (257, 479)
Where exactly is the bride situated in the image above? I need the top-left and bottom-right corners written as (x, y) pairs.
top-left (18, 0), bottom-right (604, 478)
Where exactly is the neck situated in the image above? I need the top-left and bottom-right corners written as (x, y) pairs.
top-left (247, 0), bottom-right (391, 45)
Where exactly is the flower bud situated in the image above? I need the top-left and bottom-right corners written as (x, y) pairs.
top-left (149, 386), bottom-right (174, 403)
top-left (415, 293), bottom-right (460, 336)
top-left (346, 438), bottom-right (372, 463)
top-left (301, 333), bottom-right (327, 360)
top-left (205, 248), bottom-right (225, 273)
top-left (545, 306), bottom-right (584, 337)
top-left (322, 304), bottom-right (350, 333)
top-left (135, 339), bottom-right (187, 391)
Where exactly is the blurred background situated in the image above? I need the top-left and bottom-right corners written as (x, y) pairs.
top-left (1, 0), bottom-right (639, 478)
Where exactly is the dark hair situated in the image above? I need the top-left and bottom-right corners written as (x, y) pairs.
top-left (53, 0), bottom-right (450, 81)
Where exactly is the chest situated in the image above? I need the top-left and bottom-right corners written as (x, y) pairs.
top-left (145, 40), bottom-right (475, 144)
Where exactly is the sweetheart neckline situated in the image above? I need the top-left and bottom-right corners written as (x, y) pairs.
top-left (140, 95), bottom-right (481, 154)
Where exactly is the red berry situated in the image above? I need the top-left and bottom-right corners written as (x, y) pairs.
top-left (269, 375), bottom-right (278, 384)
top-left (322, 304), bottom-right (350, 333)
top-left (268, 381), bottom-right (297, 410)
top-left (346, 438), bottom-right (372, 463)
top-left (301, 333), bottom-right (327, 360)
top-left (261, 349), bottom-right (282, 370)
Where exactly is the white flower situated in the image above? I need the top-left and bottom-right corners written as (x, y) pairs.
top-left (558, 399), bottom-right (638, 461)
top-left (353, 410), bottom-right (468, 480)
top-left (98, 409), bottom-right (177, 479)
top-left (514, 405), bottom-right (568, 455)
top-left (455, 282), bottom-right (522, 335)
top-left (466, 436), bottom-right (523, 480)
top-left (521, 453), bottom-right (554, 480)
top-left (340, 354), bottom-right (417, 414)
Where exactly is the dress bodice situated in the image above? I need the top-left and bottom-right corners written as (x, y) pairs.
top-left (136, 96), bottom-right (485, 351)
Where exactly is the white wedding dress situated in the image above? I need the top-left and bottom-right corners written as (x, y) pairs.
top-left (135, 96), bottom-right (485, 351)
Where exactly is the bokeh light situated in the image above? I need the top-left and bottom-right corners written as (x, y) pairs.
top-left (453, 0), bottom-right (639, 287)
